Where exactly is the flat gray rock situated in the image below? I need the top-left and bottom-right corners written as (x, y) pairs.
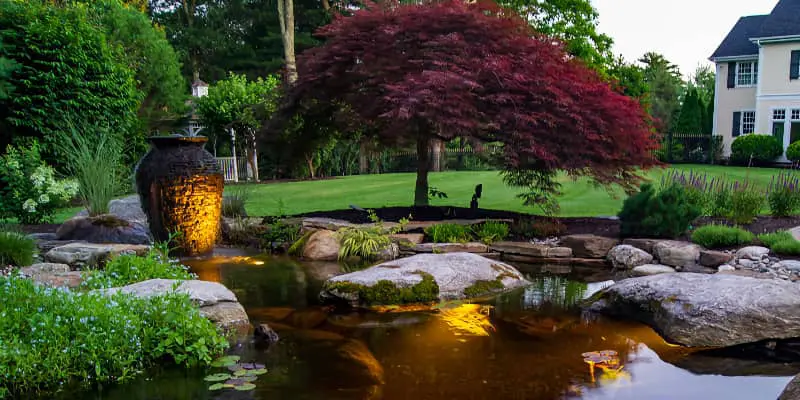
top-left (321, 253), bottom-right (529, 306)
top-left (99, 279), bottom-right (239, 307)
top-left (586, 273), bottom-right (800, 347)
top-left (608, 245), bottom-right (653, 269)
top-left (44, 243), bottom-right (150, 267)
top-left (736, 246), bottom-right (770, 260)
top-left (652, 241), bottom-right (701, 267)
top-left (631, 264), bottom-right (676, 276)
top-left (75, 195), bottom-right (147, 224)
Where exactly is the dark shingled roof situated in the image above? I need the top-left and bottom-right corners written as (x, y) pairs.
top-left (711, 0), bottom-right (800, 60)
top-left (710, 15), bottom-right (767, 59)
top-left (758, 0), bottom-right (800, 38)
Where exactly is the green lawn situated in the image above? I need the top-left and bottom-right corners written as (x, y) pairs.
top-left (234, 164), bottom-right (788, 218)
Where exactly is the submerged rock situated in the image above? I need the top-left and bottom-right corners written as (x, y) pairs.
top-left (254, 323), bottom-right (280, 345)
top-left (320, 253), bottom-right (529, 307)
top-left (586, 273), bottom-right (800, 347)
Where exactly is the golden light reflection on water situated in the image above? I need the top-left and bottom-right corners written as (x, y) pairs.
top-left (438, 304), bottom-right (495, 337)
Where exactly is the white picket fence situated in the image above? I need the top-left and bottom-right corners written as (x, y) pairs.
top-left (215, 156), bottom-right (254, 182)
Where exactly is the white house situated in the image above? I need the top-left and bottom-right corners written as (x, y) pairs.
top-left (710, 0), bottom-right (800, 159)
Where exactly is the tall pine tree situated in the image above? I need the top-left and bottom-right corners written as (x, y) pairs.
top-left (674, 88), bottom-right (703, 134)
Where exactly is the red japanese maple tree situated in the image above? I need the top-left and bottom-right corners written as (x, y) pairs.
top-left (267, 0), bottom-right (659, 208)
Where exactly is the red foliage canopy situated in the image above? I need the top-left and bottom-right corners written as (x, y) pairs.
top-left (268, 0), bottom-right (659, 205)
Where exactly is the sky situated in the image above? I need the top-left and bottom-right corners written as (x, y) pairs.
top-left (592, 0), bottom-right (779, 77)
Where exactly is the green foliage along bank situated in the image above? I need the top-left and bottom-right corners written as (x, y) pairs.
top-left (0, 275), bottom-right (228, 398)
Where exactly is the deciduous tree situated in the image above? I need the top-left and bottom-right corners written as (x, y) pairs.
top-left (266, 0), bottom-right (658, 208)
top-left (639, 52), bottom-right (683, 133)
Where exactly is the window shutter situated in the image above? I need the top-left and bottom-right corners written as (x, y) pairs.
top-left (791, 51), bottom-right (800, 80)
top-left (727, 62), bottom-right (736, 88)
top-left (732, 112), bottom-right (741, 137)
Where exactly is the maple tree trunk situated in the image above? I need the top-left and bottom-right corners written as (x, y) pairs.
top-left (359, 140), bottom-right (368, 174)
top-left (414, 137), bottom-right (430, 206)
top-left (306, 155), bottom-right (316, 179)
top-left (277, 0), bottom-right (298, 84)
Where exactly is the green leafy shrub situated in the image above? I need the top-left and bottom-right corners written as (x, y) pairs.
top-left (0, 275), bottom-right (228, 397)
top-left (0, 141), bottom-right (78, 224)
top-left (472, 221), bottom-right (509, 244)
top-left (768, 172), bottom-right (800, 217)
top-left (261, 220), bottom-right (301, 250)
top-left (690, 224), bottom-right (754, 248)
top-left (730, 182), bottom-right (764, 224)
top-left (757, 231), bottom-right (794, 248)
top-left (56, 125), bottom-right (125, 216)
top-left (81, 249), bottom-right (196, 289)
top-left (425, 223), bottom-right (473, 243)
top-left (0, 228), bottom-right (35, 267)
top-left (707, 178), bottom-right (734, 218)
top-left (788, 141), bottom-right (800, 162)
top-left (730, 134), bottom-right (782, 165)
top-left (618, 183), bottom-right (702, 238)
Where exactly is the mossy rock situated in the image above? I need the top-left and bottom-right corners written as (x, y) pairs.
top-left (320, 253), bottom-right (529, 307)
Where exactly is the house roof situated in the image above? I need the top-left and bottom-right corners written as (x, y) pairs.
top-left (710, 15), bottom-right (766, 59)
top-left (710, 0), bottom-right (800, 60)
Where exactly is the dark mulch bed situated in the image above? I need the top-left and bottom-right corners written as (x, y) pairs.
top-left (293, 206), bottom-right (800, 238)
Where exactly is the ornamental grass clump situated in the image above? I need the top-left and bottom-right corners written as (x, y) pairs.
top-left (0, 227), bottom-right (36, 267)
top-left (0, 275), bottom-right (228, 398)
top-left (730, 180), bottom-right (765, 224)
top-left (690, 224), bottom-right (754, 249)
top-left (56, 125), bottom-right (125, 216)
top-left (767, 172), bottom-right (800, 217)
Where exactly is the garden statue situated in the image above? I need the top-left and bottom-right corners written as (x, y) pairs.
top-left (470, 184), bottom-right (483, 210)
top-left (134, 135), bottom-right (224, 256)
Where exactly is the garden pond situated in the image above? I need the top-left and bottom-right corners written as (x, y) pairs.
top-left (72, 250), bottom-right (796, 400)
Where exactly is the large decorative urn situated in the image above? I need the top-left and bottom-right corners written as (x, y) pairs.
top-left (134, 136), bottom-right (223, 256)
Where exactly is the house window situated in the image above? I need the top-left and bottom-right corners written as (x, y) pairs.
top-left (792, 109), bottom-right (800, 121)
top-left (736, 61), bottom-right (758, 86)
top-left (773, 109), bottom-right (786, 143)
top-left (741, 111), bottom-right (756, 134)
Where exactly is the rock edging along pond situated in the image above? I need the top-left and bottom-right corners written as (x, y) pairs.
top-left (584, 273), bottom-right (800, 347)
top-left (320, 252), bottom-right (529, 307)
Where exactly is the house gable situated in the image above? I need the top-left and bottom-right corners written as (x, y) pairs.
top-left (711, 16), bottom-right (766, 59)
top-left (755, 0), bottom-right (800, 40)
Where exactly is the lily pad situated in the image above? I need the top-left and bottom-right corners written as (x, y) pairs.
top-left (234, 383), bottom-right (257, 391)
top-left (241, 362), bottom-right (266, 370)
top-left (233, 369), bottom-right (248, 377)
top-left (239, 376), bottom-right (258, 382)
top-left (209, 383), bottom-right (226, 391)
top-left (244, 368), bottom-right (267, 376)
top-left (227, 364), bottom-right (244, 372)
top-left (211, 355), bottom-right (240, 367)
top-left (225, 378), bottom-right (249, 385)
top-left (204, 373), bottom-right (232, 382)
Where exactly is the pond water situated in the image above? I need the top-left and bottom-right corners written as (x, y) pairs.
top-left (77, 252), bottom-right (796, 400)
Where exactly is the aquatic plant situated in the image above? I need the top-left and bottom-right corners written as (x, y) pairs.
top-left (205, 355), bottom-right (267, 392)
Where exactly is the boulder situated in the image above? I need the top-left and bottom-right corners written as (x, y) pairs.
top-left (321, 253), bottom-right (529, 306)
top-left (621, 238), bottom-right (661, 254)
top-left (607, 245), bottom-right (653, 269)
top-left (19, 262), bottom-right (70, 276)
top-left (376, 243), bottom-right (400, 261)
top-left (652, 241), bottom-right (701, 268)
top-left (631, 264), bottom-right (676, 276)
top-left (560, 235), bottom-right (618, 258)
top-left (44, 243), bottom-right (150, 268)
top-left (413, 242), bottom-right (489, 254)
top-left (736, 246), bottom-right (771, 260)
top-left (302, 230), bottom-right (340, 261)
top-left (699, 250), bottom-right (734, 267)
top-left (97, 279), bottom-right (249, 331)
top-left (778, 260), bottom-right (800, 272)
top-left (586, 273), bottom-right (800, 347)
top-left (389, 233), bottom-right (425, 246)
top-left (56, 215), bottom-right (151, 245)
top-left (779, 374), bottom-right (800, 400)
top-left (490, 242), bottom-right (549, 257)
top-left (31, 271), bottom-right (84, 289)
top-left (75, 195), bottom-right (148, 225)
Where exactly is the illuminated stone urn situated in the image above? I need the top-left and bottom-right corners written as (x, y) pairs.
top-left (134, 136), bottom-right (223, 256)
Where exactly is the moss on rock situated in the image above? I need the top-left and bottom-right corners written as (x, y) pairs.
top-left (463, 279), bottom-right (505, 297)
top-left (325, 272), bottom-right (439, 306)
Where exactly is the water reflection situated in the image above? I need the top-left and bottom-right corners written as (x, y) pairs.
top-left (72, 257), bottom-right (795, 400)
